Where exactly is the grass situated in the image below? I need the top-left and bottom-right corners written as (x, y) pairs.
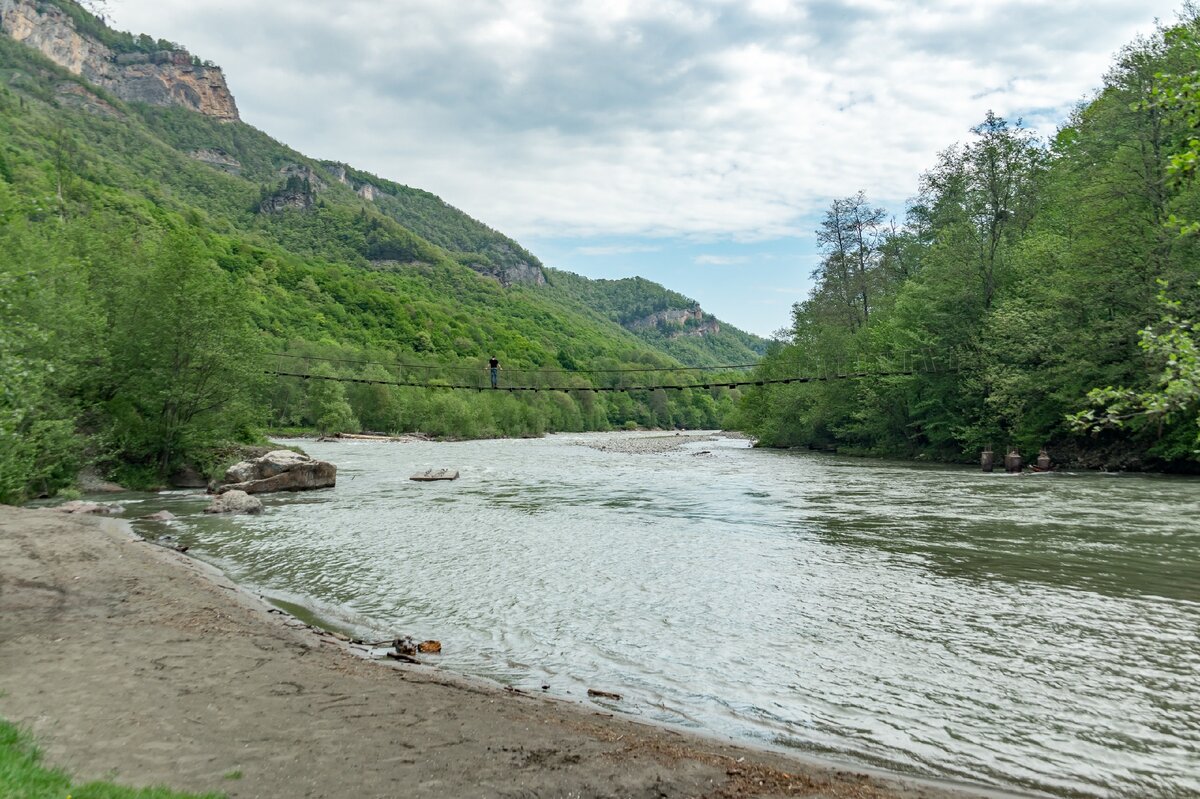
top-left (0, 719), bottom-right (223, 799)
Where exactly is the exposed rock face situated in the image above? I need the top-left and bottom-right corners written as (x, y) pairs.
top-left (218, 450), bottom-right (336, 494)
top-left (681, 320), bottom-right (720, 337)
top-left (55, 80), bottom-right (121, 117)
top-left (279, 163), bottom-right (322, 185)
top-left (259, 166), bottom-right (320, 213)
top-left (324, 163), bottom-right (350, 185)
top-left (204, 490), bottom-right (262, 515)
top-left (502, 260), bottom-right (547, 286)
top-left (628, 307), bottom-right (703, 331)
top-left (259, 187), bottom-right (314, 214)
top-left (1, 0), bottom-right (239, 121)
top-left (190, 148), bottom-right (241, 173)
top-left (471, 259), bottom-right (547, 287)
top-left (626, 306), bottom-right (719, 338)
top-left (356, 183), bottom-right (377, 201)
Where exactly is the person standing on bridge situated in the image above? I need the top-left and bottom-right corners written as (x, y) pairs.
top-left (488, 355), bottom-right (500, 389)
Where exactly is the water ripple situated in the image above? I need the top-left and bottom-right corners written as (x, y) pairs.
top-left (154, 434), bottom-right (1199, 798)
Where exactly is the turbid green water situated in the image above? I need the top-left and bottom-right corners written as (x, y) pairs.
top-left (125, 433), bottom-right (1200, 798)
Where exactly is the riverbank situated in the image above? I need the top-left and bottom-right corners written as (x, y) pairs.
top-left (0, 506), bottom-right (1006, 799)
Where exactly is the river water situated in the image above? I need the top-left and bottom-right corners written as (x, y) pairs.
top-left (129, 433), bottom-right (1199, 798)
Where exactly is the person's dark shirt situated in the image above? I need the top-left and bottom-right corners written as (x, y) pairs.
top-left (489, 357), bottom-right (499, 369)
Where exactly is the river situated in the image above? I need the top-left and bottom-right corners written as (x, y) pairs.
top-left (126, 432), bottom-right (1200, 798)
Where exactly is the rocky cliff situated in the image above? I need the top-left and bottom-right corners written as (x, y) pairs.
top-left (626, 306), bottom-right (720, 338)
top-left (0, 0), bottom-right (238, 121)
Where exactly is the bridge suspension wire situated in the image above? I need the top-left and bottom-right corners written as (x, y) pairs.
top-left (268, 352), bottom-right (763, 374)
top-left (265, 365), bottom-right (954, 393)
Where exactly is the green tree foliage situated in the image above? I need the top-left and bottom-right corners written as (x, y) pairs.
top-left (0, 183), bottom-right (85, 502)
top-left (101, 231), bottom-right (265, 475)
top-left (1070, 22), bottom-right (1200, 447)
top-left (1072, 282), bottom-right (1199, 443)
top-left (736, 13), bottom-right (1200, 470)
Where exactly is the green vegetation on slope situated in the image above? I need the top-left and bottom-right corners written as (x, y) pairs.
top-left (543, 271), bottom-right (767, 367)
top-left (0, 22), bottom-right (750, 502)
top-left (0, 718), bottom-right (222, 799)
top-left (733, 16), bottom-right (1200, 470)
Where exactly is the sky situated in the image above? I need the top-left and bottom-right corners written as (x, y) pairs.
top-left (106, 0), bottom-right (1182, 337)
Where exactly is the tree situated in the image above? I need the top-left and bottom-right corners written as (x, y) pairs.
top-left (1072, 19), bottom-right (1200, 446)
top-left (812, 193), bottom-right (887, 331)
top-left (919, 113), bottom-right (1043, 311)
top-left (304, 364), bottom-right (358, 435)
top-left (104, 231), bottom-right (264, 475)
top-left (0, 184), bottom-right (84, 501)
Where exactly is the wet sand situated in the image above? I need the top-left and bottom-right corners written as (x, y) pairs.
top-left (0, 506), bottom-right (1008, 799)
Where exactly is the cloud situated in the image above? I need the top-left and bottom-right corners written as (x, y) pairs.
top-left (695, 254), bottom-right (749, 265)
top-left (574, 244), bottom-right (663, 256)
top-left (111, 0), bottom-right (1179, 241)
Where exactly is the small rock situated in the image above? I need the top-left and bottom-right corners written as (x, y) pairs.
top-left (203, 490), bottom-right (263, 515)
top-left (142, 510), bottom-right (176, 521)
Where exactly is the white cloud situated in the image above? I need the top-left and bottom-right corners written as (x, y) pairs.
top-left (109, 0), bottom-right (1180, 240)
top-left (574, 244), bottom-right (663, 256)
top-left (695, 254), bottom-right (750, 265)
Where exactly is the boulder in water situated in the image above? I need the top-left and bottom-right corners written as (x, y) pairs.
top-left (218, 450), bottom-right (336, 494)
top-left (203, 490), bottom-right (263, 515)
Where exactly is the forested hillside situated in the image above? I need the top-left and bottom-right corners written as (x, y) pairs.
top-left (0, 4), bottom-right (759, 502)
top-left (543, 271), bottom-right (767, 366)
top-left (733, 17), bottom-right (1200, 471)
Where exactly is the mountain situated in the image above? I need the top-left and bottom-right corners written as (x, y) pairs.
top-left (0, 0), bottom-right (766, 499)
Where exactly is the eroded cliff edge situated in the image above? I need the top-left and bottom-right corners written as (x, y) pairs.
top-left (0, 0), bottom-right (238, 121)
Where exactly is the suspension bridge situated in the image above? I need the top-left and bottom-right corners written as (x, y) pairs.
top-left (266, 351), bottom-right (963, 393)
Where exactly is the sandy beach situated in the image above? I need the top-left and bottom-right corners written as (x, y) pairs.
top-left (0, 506), bottom-right (1005, 799)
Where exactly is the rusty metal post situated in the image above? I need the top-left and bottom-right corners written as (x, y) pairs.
top-left (1037, 448), bottom-right (1051, 471)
